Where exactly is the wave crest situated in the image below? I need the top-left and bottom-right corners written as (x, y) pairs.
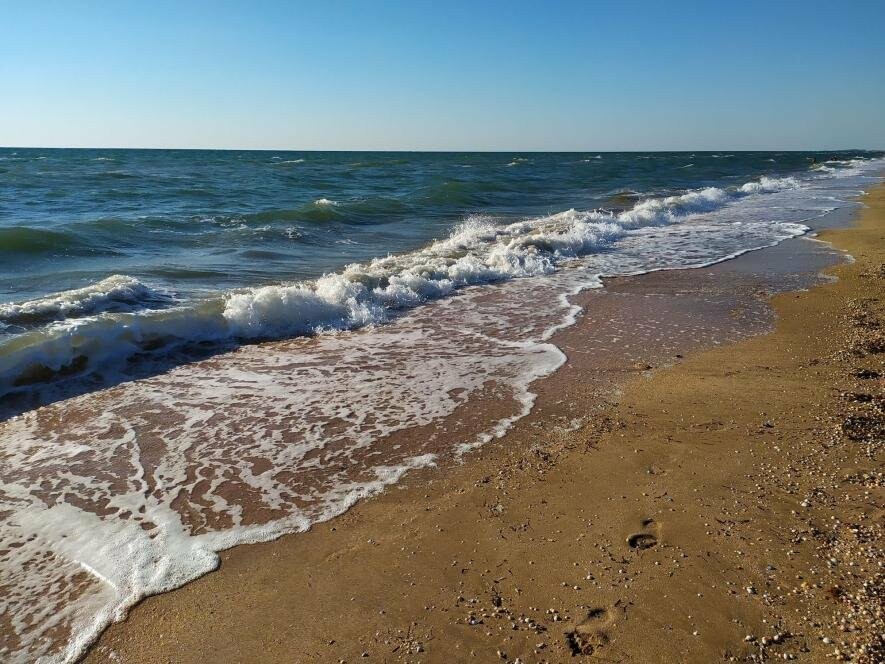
top-left (0, 276), bottom-right (175, 330)
top-left (739, 175), bottom-right (800, 194)
top-left (0, 173), bottom-right (816, 393)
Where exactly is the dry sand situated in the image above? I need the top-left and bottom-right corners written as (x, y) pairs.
top-left (86, 186), bottom-right (884, 663)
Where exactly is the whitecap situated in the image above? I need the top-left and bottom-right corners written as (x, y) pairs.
top-left (0, 275), bottom-right (174, 328)
top-left (0, 170), bottom-right (836, 394)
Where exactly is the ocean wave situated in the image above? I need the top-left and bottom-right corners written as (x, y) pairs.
top-left (242, 197), bottom-right (406, 225)
top-left (420, 179), bottom-right (514, 206)
top-left (603, 189), bottom-right (642, 208)
top-left (0, 276), bottom-right (176, 329)
top-left (220, 210), bottom-right (620, 339)
top-left (239, 205), bottom-right (338, 225)
top-left (813, 158), bottom-right (878, 178)
top-left (618, 186), bottom-right (728, 226)
top-left (0, 226), bottom-right (105, 257)
top-left (238, 249), bottom-right (296, 261)
top-left (0, 173), bottom-right (816, 395)
top-left (738, 175), bottom-right (800, 194)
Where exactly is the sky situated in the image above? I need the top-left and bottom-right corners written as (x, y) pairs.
top-left (1, 0), bottom-right (884, 151)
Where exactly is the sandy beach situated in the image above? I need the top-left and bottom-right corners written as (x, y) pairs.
top-left (80, 185), bottom-right (883, 663)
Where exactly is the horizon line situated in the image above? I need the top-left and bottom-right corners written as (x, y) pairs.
top-left (1, 145), bottom-right (881, 153)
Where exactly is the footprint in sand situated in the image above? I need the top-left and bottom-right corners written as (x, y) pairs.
top-left (627, 532), bottom-right (658, 549)
top-left (627, 517), bottom-right (660, 550)
top-left (566, 607), bottom-right (612, 656)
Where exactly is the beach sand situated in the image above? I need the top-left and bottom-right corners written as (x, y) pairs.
top-left (85, 186), bottom-right (884, 663)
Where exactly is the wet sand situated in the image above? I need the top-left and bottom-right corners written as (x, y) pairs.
top-left (86, 186), bottom-right (884, 663)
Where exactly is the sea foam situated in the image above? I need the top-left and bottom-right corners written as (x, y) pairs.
top-left (0, 275), bottom-right (174, 329)
top-left (0, 173), bottom-right (844, 397)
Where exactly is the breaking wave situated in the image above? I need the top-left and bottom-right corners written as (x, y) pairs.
top-left (739, 175), bottom-right (800, 194)
top-left (0, 174), bottom-right (812, 397)
top-left (0, 275), bottom-right (175, 330)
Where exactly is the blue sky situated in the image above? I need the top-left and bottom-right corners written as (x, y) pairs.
top-left (1, 1), bottom-right (883, 150)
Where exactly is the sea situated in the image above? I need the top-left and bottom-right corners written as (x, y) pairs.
top-left (0, 149), bottom-right (883, 662)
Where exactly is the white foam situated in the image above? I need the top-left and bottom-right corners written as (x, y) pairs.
top-left (0, 275), bottom-right (174, 328)
top-left (2, 167), bottom-right (883, 395)
top-left (739, 175), bottom-right (799, 194)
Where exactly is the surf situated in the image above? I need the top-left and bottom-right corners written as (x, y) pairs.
top-left (0, 171), bottom-right (835, 403)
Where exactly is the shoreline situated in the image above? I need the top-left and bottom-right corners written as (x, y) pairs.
top-left (84, 184), bottom-right (883, 663)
